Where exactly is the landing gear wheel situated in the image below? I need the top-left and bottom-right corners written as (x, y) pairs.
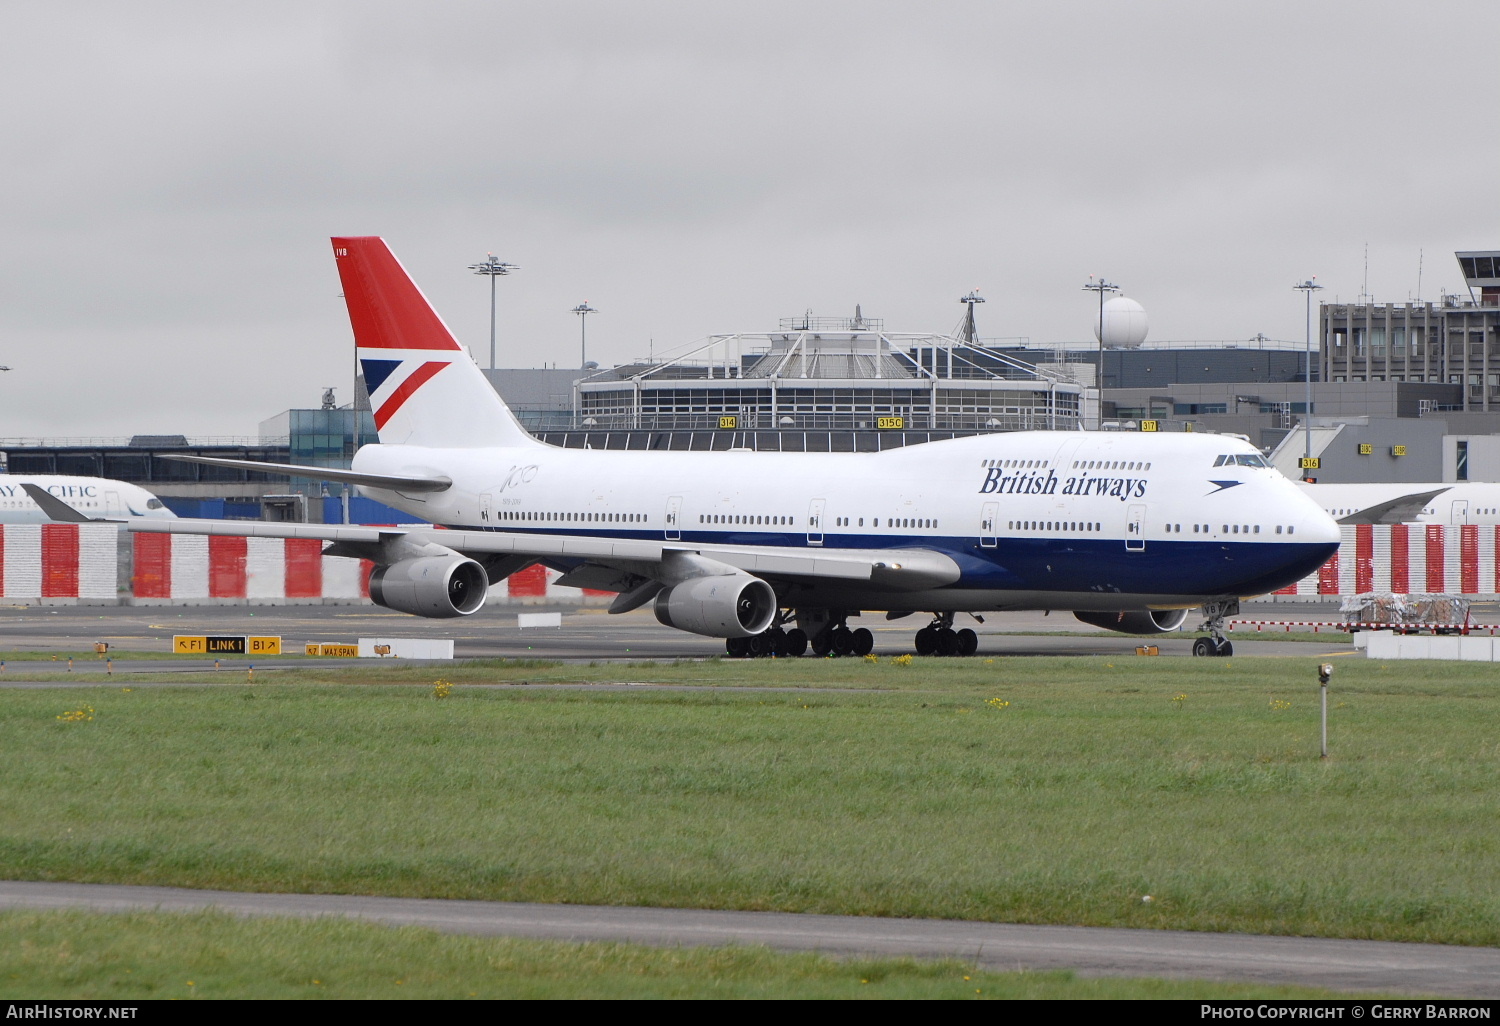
top-left (783, 628), bottom-right (808, 657)
top-left (767, 629), bottom-right (790, 657)
top-left (831, 627), bottom-right (854, 656)
top-left (748, 633), bottom-right (771, 657)
top-left (935, 628), bottom-right (960, 656)
top-left (1214, 638), bottom-right (1233, 657)
top-left (726, 637), bottom-right (750, 658)
top-left (1192, 637), bottom-right (1213, 657)
top-left (811, 631), bottom-right (833, 657)
top-left (914, 626), bottom-right (937, 655)
top-left (850, 627), bottom-right (874, 656)
top-left (956, 628), bottom-right (979, 657)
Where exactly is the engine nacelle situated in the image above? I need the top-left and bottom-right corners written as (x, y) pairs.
top-left (1073, 609), bottom-right (1190, 635)
top-left (653, 573), bottom-right (777, 639)
top-left (369, 556), bottom-right (488, 618)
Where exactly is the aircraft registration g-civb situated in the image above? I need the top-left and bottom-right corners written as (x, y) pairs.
top-left (27, 237), bottom-right (1341, 658)
top-left (0, 475), bottom-right (173, 523)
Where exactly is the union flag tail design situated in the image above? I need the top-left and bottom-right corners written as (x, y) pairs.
top-left (332, 236), bottom-right (540, 449)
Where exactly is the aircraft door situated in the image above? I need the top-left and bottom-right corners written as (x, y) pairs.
top-left (665, 495), bottom-right (683, 541)
top-left (1451, 500), bottom-right (1469, 525)
top-left (1126, 503), bottom-right (1146, 551)
top-left (807, 498), bottom-right (826, 546)
top-left (105, 490), bottom-right (121, 517)
top-left (480, 493), bottom-right (493, 524)
top-left (980, 501), bottom-right (999, 548)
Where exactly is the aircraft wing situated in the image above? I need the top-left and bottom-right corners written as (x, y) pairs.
top-left (30, 487), bottom-right (960, 593)
top-left (156, 454), bottom-right (452, 492)
top-left (1336, 488), bottom-right (1449, 525)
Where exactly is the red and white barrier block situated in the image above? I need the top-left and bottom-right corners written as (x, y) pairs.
top-left (129, 534), bottom-right (374, 604)
top-left (0, 524), bottom-right (118, 602)
top-left (1275, 524), bottom-right (1500, 598)
top-left (502, 564), bottom-right (611, 605)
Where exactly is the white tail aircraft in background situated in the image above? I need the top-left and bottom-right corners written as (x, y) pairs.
top-left (28, 237), bottom-right (1341, 657)
top-left (0, 475), bottom-right (173, 523)
top-left (1301, 481), bottom-right (1500, 527)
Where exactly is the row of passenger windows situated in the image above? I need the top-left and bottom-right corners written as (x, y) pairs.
top-left (981, 459), bottom-right (1050, 469)
top-left (1003, 522), bottom-right (1301, 536)
top-left (1070, 460), bottom-right (1151, 471)
top-left (501, 510), bottom-right (644, 523)
top-left (700, 514), bottom-right (791, 525)
top-left (1181, 523), bottom-right (1296, 535)
top-left (699, 515), bottom-right (941, 529)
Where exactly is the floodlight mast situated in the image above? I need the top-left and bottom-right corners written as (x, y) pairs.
top-left (1081, 277), bottom-right (1119, 428)
top-left (468, 254), bottom-right (519, 371)
top-left (958, 290), bottom-right (985, 344)
top-left (1294, 278), bottom-right (1323, 474)
top-left (572, 302), bottom-right (597, 369)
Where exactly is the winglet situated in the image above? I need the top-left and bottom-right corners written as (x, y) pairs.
top-left (21, 484), bottom-right (100, 523)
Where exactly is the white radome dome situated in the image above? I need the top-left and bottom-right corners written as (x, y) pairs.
top-left (1093, 296), bottom-right (1148, 347)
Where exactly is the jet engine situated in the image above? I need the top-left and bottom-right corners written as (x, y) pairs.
top-left (369, 555), bottom-right (489, 618)
top-left (653, 573), bottom-right (777, 639)
top-left (1073, 609), bottom-right (1190, 634)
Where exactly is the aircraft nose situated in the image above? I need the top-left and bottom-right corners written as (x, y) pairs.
top-left (1302, 501), bottom-right (1342, 545)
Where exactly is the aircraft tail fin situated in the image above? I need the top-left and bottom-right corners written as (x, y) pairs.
top-left (332, 237), bottom-right (541, 449)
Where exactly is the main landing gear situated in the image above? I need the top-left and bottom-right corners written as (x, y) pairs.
top-left (725, 622), bottom-right (808, 658)
top-left (725, 609), bottom-right (874, 658)
top-left (913, 613), bottom-right (979, 657)
top-left (1191, 600), bottom-right (1238, 658)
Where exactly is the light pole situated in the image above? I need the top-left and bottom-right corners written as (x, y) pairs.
top-left (958, 290), bottom-right (984, 344)
top-left (1082, 277), bottom-right (1119, 427)
top-left (1294, 278), bottom-right (1323, 472)
top-left (468, 254), bottom-right (519, 371)
top-left (572, 302), bottom-right (597, 369)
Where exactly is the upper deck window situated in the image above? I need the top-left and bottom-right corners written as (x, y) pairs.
top-left (1213, 454), bottom-right (1270, 468)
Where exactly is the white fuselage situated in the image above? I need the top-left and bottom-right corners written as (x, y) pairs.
top-left (0, 476), bottom-right (175, 524)
top-left (1301, 481), bottom-right (1500, 526)
top-left (353, 430), bottom-right (1340, 612)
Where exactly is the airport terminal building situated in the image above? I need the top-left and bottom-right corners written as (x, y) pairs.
top-left (4, 250), bottom-right (1498, 516)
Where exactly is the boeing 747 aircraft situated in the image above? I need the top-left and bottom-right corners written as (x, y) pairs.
top-left (27, 237), bottom-right (1341, 657)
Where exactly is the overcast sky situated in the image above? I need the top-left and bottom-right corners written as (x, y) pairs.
top-left (1, 1), bottom-right (1495, 437)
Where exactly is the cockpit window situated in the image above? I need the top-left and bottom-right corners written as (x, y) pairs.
top-left (146, 498), bottom-right (164, 509)
top-left (1213, 454), bottom-right (1269, 468)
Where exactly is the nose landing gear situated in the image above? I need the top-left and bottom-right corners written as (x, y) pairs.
top-left (1191, 600), bottom-right (1238, 657)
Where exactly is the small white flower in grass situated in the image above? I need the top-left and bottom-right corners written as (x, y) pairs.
top-left (1142, 895), bottom-right (1153, 903)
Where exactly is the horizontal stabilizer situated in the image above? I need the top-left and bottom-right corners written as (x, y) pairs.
top-left (158, 454), bottom-right (452, 492)
top-left (20, 484), bottom-right (106, 523)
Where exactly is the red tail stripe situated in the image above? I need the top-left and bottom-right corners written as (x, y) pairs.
top-left (332, 237), bottom-right (461, 352)
top-left (374, 360), bottom-right (447, 429)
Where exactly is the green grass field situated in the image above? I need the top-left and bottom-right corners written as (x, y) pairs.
top-left (1, 654), bottom-right (1496, 948)
top-left (0, 909), bottom-right (1359, 1000)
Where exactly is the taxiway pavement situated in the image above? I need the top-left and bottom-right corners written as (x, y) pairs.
top-left (0, 602), bottom-right (1368, 665)
top-left (0, 881), bottom-right (1494, 996)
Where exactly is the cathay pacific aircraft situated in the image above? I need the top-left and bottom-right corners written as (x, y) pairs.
top-left (27, 237), bottom-right (1340, 658)
top-left (0, 475), bottom-right (173, 523)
